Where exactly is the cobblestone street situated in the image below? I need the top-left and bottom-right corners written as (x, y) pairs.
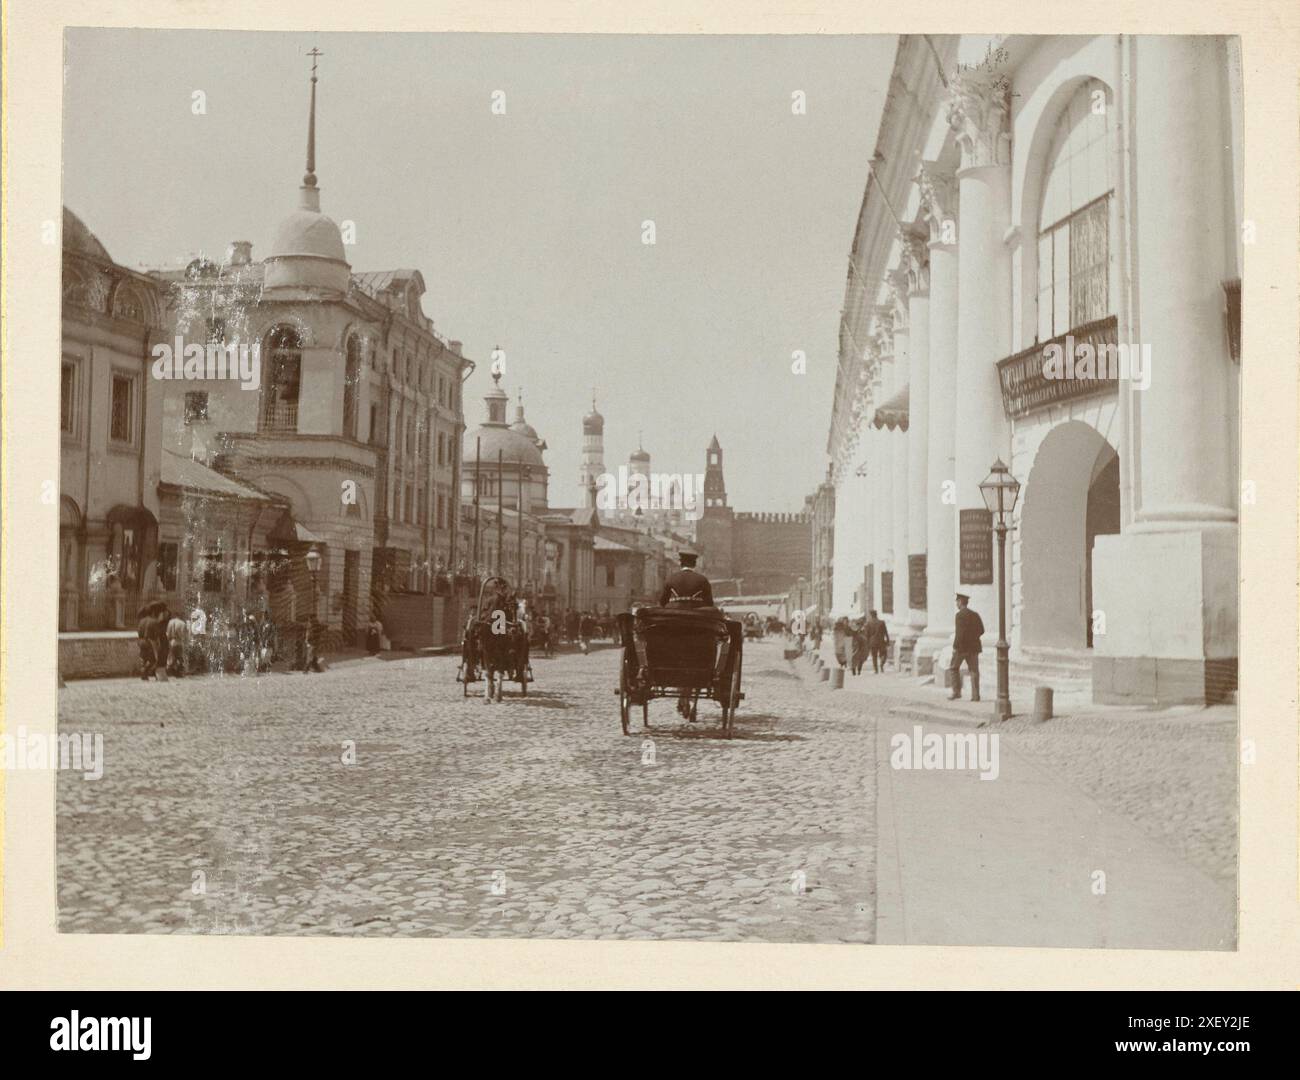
top-left (57, 641), bottom-right (877, 943)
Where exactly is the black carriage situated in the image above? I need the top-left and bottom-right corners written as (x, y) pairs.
top-left (742, 611), bottom-right (764, 641)
top-left (615, 606), bottom-right (744, 737)
top-left (457, 576), bottom-right (532, 698)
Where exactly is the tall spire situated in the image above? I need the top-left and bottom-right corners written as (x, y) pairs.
top-left (304, 47), bottom-right (323, 188)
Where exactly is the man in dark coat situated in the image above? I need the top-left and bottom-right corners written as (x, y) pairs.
top-left (865, 609), bottom-right (890, 673)
top-left (149, 604), bottom-right (171, 681)
top-left (136, 605), bottom-right (157, 682)
top-left (849, 618), bottom-right (869, 675)
top-left (659, 549), bottom-right (714, 608)
top-left (948, 593), bottom-right (985, 701)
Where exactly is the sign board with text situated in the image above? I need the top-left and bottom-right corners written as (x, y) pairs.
top-left (959, 509), bottom-right (994, 585)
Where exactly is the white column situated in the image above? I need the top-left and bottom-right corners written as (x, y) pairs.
top-left (902, 226), bottom-right (931, 636)
top-left (1091, 35), bottom-right (1238, 704)
top-left (888, 271), bottom-right (911, 640)
top-left (949, 71), bottom-right (1012, 639)
top-left (870, 325), bottom-right (892, 621)
top-left (916, 162), bottom-right (959, 671)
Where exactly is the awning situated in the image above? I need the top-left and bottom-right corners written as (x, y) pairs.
top-left (294, 522), bottom-right (325, 544)
top-left (871, 385), bottom-right (909, 431)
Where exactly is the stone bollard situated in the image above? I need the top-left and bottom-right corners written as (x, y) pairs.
top-left (1034, 686), bottom-right (1053, 722)
top-left (819, 666), bottom-right (830, 681)
top-left (830, 667), bottom-right (844, 689)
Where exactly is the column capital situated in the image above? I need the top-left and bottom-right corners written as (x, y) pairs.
top-left (871, 308), bottom-right (895, 361)
top-left (887, 266), bottom-right (911, 330)
top-left (947, 70), bottom-right (1011, 171)
top-left (916, 160), bottom-right (958, 246)
top-left (899, 225), bottom-right (930, 295)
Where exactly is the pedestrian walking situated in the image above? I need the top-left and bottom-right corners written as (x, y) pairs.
top-left (136, 604), bottom-right (157, 682)
top-left (302, 616), bottom-right (326, 673)
top-left (850, 617), bottom-right (868, 675)
top-left (865, 610), bottom-right (890, 673)
top-left (148, 603), bottom-right (170, 681)
top-left (948, 593), bottom-right (985, 701)
top-left (257, 613), bottom-right (277, 672)
top-left (165, 610), bottom-right (188, 677)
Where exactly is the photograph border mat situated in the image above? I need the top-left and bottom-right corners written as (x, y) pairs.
top-left (2, 0), bottom-right (1297, 989)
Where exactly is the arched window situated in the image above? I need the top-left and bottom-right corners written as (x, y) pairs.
top-left (1037, 79), bottom-right (1114, 342)
top-left (261, 326), bottom-right (302, 432)
top-left (112, 283), bottom-right (147, 324)
top-left (343, 335), bottom-right (362, 439)
top-left (62, 267), bottom-right (88, 307)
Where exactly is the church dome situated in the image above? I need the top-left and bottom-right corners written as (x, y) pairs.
top-left (269, 206), bottom-right (347, 264)
top-left (511, 404), bottom-right (541, 446)
top-left (464, 372), bottom-right (547, 469)
top-left (583, 399), bottom-right (604, 436)
top-left (263, 188), bottom-right (350, 294)
top-left (63, 207), bottom-right (111, 261)
top-left (463, 425), bottom-right (546, 469)
top-left (630, 445), bottom-right (650, 463)
top-left (262, 58), bottom-right (349, 295)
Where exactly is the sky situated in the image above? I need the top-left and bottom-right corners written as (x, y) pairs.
top-left (64, 30), bottom-right (893, 510)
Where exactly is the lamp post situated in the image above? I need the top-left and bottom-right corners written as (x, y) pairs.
top-left (978, 458), bottom-right (1021, 721)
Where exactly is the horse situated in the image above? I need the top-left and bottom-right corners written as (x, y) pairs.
top-left (473, 587), bottom-right (520, 704)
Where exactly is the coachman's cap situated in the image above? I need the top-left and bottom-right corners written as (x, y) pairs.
top-left (678, 548), bottom-right (700, 565)
top-left (955, 593), bottom-right (970, 602)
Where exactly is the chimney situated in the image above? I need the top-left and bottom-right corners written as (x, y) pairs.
top-left (449, 340), bottom-right (463, 357)
top-left (227, 241), bottom-right (253, 266)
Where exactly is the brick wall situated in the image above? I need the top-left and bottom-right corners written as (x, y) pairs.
top-left (731, 516), bottom-right (811, 595)
top-left (59, 632), bottom-right (141, 680)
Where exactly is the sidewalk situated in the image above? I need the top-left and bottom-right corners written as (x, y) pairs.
top-left (792, 647), bottom-right (1237, 950)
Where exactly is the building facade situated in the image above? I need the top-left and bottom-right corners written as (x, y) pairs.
top-left (60, 209), bottom-right (169, 630)
top-left (827, 34), bottom-right (1241, 704)
top-left (145, 63), bottom-right (473, 648)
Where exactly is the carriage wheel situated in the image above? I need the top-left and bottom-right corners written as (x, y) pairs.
top-left (618, 663), bottom-right (631, 736)
top-left (724, 656), bottom-right (742, 738)
top-left (689, 692), bottom-right (699, 723)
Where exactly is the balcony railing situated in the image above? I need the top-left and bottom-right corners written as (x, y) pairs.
top-left (996, 315), bottom-right (1120, 420)
top-left (259, 400), bottom-right (299, 433)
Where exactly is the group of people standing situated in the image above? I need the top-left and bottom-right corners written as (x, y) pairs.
top-left (135, 602), bottom-right (188, 681)
top-left (832, 611), bottom-right (891, 675)
top-left (135, 603), bottom-right (297, 681)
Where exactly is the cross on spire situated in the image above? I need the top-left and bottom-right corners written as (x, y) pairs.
top-left (304, 48), bottom-right (324, 188)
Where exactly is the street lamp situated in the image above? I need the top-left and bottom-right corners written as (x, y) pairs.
top-left (979, 458), bottom-right (1021, 721)
top-left (304, 544), bottom-right (322, 620)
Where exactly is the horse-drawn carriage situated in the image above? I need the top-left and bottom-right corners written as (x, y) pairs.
top-left (457, 576), bottom-right (532, 702)
top-left (742, 611), bottom-right (764, 641)
top-left (615, 606), bottom-right (744, 737)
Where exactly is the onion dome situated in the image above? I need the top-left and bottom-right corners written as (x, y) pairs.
top-left (583, 394), bottom-right (604, 436)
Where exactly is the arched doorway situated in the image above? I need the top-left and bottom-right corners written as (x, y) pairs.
top-left (1020, 421), bottom-right (1120, 651)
